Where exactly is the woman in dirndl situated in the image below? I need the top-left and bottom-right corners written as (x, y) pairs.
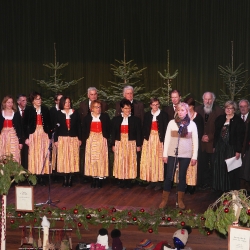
top-left (111, 99), bottom-right (142, 189)
top-left (183, 96), bottom-right (204, 194)
top-left (83, 100), bottom-right (110, 188)
top-left (0, 95), bottom-right (22, 162)
top-left (24, 92), bottom-right (52, 185)
top-left (54, 96), bottom-right (82, 187)
top-left (140, 97), bottom-right (168, 188)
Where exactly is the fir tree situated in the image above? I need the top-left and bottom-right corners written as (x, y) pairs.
top-left (33, 43), bottom-right (84, 108)
top-left (157, 50), bottom-right (179, 106)
top-left (217, 41), bottom-right (250, 107)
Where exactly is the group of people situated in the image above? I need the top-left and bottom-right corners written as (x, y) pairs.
top-left (1, 86), bottom-right (250, 210)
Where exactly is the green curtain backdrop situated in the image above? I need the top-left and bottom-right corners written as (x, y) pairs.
top-left (1, 0), bottom-right (249, 104)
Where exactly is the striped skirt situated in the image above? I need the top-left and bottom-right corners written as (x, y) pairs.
top-left (57, 136), bottom-right (80, 173)
top-left (140, 130), bottom-right (164, 182)
top-left (113, 133), bottom-right (137, 179)
top-left (85, 132), bottom-right (108, 177)
top-left (28, 125), bottom-right (50, 174)
top-left (0, 127), bottom-right (20, 163)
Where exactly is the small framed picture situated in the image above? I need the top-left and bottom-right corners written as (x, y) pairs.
top-left (15, 186), bottom-right (34, 212)
top-left (228, 225), bottom-right (250, 250)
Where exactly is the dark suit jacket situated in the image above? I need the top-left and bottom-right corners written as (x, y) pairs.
top-left (0, 111), bottom-right (22, 144)
top-left (163, 105), bottom-right (175, 120)
top-left (49, 106), bottom-right (58, 131)
top-left (193, 113), bottom-right (204, 140)
top-left (214, 114), bottom-right (245, 153)
top-left (23, 105), bottom-right (52, 139)
top-left (195, 104), bottom-right (224, 153)
top-left (82, 112), bottom-right (110, 142)
top-left (241, 113), bottom-right (250, 153)
top-left (115, 99), bottom-right (144, 124)
top-left (111, 115), bottom-right (142, 146)
top-left (79, 99), bottom-right (108, 124)
top-left (54, 109), bottom-right (82, 142)
top-left (142, 110), bottom-right (169, 142)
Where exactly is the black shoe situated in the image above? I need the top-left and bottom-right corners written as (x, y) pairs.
top-left (62, 175), bottom-right (68, 187)
top-left (126, 180), bottom-right (132, 189)
top-left (119, 180), bottom-right (125, 188)
top-left (145, 182), bottom-right (156, 190)
top-left (154, 182), bottom-right (163, 191)
top-left (39, 176), bottom-right (46, 186)
top-left (97, 179), bottom-right (103, 188)
top-left (186, 185), bottom-right (196, 194)
top-left (91, 178), bottom-right (96, 188)
top-left (68, 175), bottom-right (73, 187)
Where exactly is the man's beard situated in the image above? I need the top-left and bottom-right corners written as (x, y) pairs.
top-left (204, 103), bottom-right (213, 114)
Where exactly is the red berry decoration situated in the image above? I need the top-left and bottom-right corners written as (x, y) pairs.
top-left (73, 209), bottom-right (78, 214)
top-left (181, 221), bottom-right (185, 226)
top-left (112, 217), bottom-right (116, 221)
top-left (148, 228), bottom-right (153, 233)
top-left (128, 212), bottom-right (132, 216)
top-left (162, 217), bottom-right (166, 221)
top-left (10, 219), bottom-right (15, 224)
top-left (34, 218), bottom-right (37, 223)
top-left (247, 209), bottom-right (250, 215)
top-left (179, 211), bottom-right (183, 215)
top-left (207, 231), bottom-right (211, 235)
top-left (86, 214), bottom-right (91, 219)
top-left (223, 199), bottom-right (229, 206)
top-left (224, 208), bottom-right (229, 213)
top-left (167, 217), bottom-right (171, 221)
top-left (200, 217), bottom-right (205, 221)
top-left (60, 217), bottom-right (64, 221)
top-left (78, 222), bottom-right (82, 227)
top-left (62, 207), bottom-right (66, 210)
top-left (98, 208), bottom-right (102, 212)
top-left (140, 208), bottom-right (145, 213)
top-left (133, 217), bottom-right (137, 221)
top-left (48, 210), bottom-right (52, 215)
top-left (101, 215), bottom-right (105, 218)
top-left (112, 207), bottom-right (116, 212)
top-left (17, 213), bottom-right (22, 217)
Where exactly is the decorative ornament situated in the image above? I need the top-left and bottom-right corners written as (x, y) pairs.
top-left (73, 209), bottom-right (78, 214)
top-left (101, 215), bottom-right (105, 219)
top-left (112, 207), bottom-right (116, 212)
top-left (62, 207), bottom-right (66, 210)
top-left (200, 217), bottom-right (205, 221)
top-left (98, 208), bottom-right (102, 212)
top-left (167, 217), bottom-right (171, 221)
top-left (128, 212), bottom-right (132, 216)
top-left (179, 211), bottom-right (183, 215)
top-left (148, 228), bottom-right (153, 233)
top-left (133, 217), bottom-right (137, 221)
top-left (162, 217), bottom-right (166, 221)
top-left (10, 219), bottom-right (14, 224)
top-left (78, 222), bottom-right (82, 227)
top-left (17, 213), bottom-right (22, 217)
top-left (140, 208), bottom-right (145, 213)
top-left (86, 214), bottom-right (91, 219)
top-left (247, 209), bottom-right (250, 216)
top-left (60, 217), bottom-right (64, 221)
top-left (34, 218), bottom-right (37, 223)
top-left (224, 208), bottom-right (229, 213)
top-left (207, 231), bottom-right (211, 235)
top-left (181, 221), bottom-right (185, 226)
top-left (223, 199), bottom-right (229, 206)
top-left (112, 217), bottom-right (116, 221)
top-left (48, 210), bottom-right (52, 215)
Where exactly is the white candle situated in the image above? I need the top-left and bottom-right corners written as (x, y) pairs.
top-left (41, 216), bottom-right (50, 250)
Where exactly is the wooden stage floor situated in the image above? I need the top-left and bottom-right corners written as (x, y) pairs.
top-left (5, 177), bottom-right (228, 250)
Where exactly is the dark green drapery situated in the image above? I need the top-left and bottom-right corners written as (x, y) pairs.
top-left (1, 0), bottom-right (249, 104)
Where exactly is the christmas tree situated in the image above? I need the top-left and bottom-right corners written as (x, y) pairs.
top-left (217, 41), bottom-right (250, 107)
top-left (33, 43), bottom-right (84, 108)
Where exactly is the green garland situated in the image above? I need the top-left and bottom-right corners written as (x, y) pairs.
top-left (6, 205), bottom-right (207, 238)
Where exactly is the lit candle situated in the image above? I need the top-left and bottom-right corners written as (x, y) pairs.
top-left (41, 215), bottom-right (50, 250)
